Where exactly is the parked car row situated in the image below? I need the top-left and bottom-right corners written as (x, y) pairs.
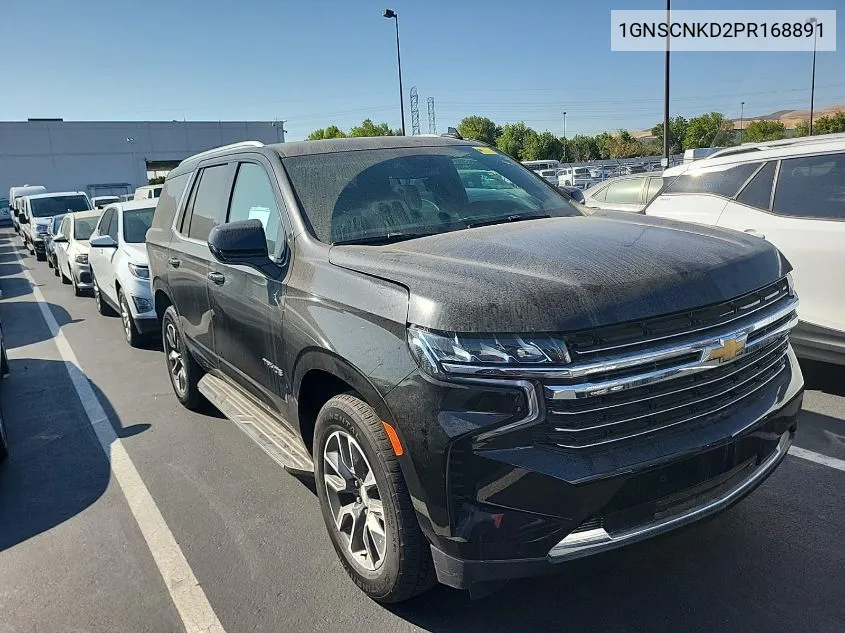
top-left (9, 137), bottom-right (806, 605)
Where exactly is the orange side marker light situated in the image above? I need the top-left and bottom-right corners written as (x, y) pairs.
top-left (382, 421), bottom-right (404, 456)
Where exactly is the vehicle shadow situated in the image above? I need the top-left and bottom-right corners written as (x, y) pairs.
top-left (0, 300), bottom-right (82, 349)
top-left (0, 356), bottom-right (149, 551)
top-left (799, 358), bottom-right (845, 397)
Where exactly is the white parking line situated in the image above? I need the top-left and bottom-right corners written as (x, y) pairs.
top-left (789, 446), bottom-right (845, 472)
top-left (11, 246), bottom-right (226, 633)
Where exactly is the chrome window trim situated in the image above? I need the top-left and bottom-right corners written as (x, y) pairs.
top-left (441, 296), bottom-right (798, 381)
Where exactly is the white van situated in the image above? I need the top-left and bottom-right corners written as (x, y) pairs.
top-left (647, 135), bottom-right (845, 365)
top-left (521, 160), bottom-right (561, 173)
top-left (557, 166), bottom-right (596, 189)
top-left (9, 185), bottom-right (47, 234)
top-left (133, 185), bottom-right (163, 201)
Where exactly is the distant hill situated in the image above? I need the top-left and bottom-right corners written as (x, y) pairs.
top-left (632, 104), bottom-right (845, 139)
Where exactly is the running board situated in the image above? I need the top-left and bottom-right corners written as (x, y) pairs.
top-left (198, 373), bottom-right (314, 475)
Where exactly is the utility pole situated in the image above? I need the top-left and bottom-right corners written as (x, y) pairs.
top-left (562, 111), bottom-right (567, 162)
top-left (662, 0), bottom-right (670, 166)
top-left (807, 17), bottom-right (818, 135)
top-left (740, 102), bottom-right (745, 143)
top-left (383, 9), bottom-right (406, 136)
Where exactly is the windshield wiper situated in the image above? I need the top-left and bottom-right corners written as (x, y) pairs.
top-left (465, 213), bottom-right (551, 229)
top-left (332, 231), bottom-right (439, 246)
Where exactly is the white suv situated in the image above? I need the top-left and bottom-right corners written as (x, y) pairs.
top-left (89, 201), bottom-right (158, 346)
top-left (646, 136), bottom-right (845, 365)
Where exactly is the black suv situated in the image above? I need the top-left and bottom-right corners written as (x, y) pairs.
top-left (147, 137), bottom-right (803, 602)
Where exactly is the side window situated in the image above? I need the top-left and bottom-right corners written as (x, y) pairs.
top-left (646, 177), bottom-right (664, 201)
top-left (108, 211), bottom-right (120, 241)
top-left (772, 153), bottom-right (845, 220)
top-left (228, 163), bottom-right (282, 254)
top-left (187, 164), bottom-right (233, 241)
top-left (97, 209), bottom-right (113, 236)
top-left (736, 161), bottom-right (776, 211)
top-left (604, 178), bottom-right (643, 204)
top-left (590, 184), bottom-right (608, 202)
top-left (59, 216), bottom-right (70, 237)
top-left (663, 162), bottom-right (762, 198)
top-left (152, 172), bottom-right (191, 233)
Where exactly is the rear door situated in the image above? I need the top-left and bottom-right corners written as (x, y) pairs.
top-left (717, 153), bottom-right (845, 333)
top-left (595, 177), bottom-right (646, 212)
top-left (90, 208), bottom-right (114, 300)
top-left (207, 156), bottom-right (288, 409)
top-left (167, 161), bottom-right (235, 367)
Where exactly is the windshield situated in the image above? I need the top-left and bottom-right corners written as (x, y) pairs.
top-left (51, 214), bottom-right (66, 233)
top-left (74, 217), bottom-right (99, 240)
top-left (30, 195), bottom-right (91, 217)
top-left (574, 168), bottom-right (591, 176)
top-left (93, 197), bottom-right (119, 208)
top-left (283, 145), bottom-right (581, 244)
top-left (123, 207), bottom-right (156, 243)
top-left (151, 186), bottom-right (163, 198)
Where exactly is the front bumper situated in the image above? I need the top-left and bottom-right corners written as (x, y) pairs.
top-left (72, 263), bottom-right (93, 288)
top-left (385, 345), bottom-right (803, 591)
top-left (120, 274), bottom-right (157, 330)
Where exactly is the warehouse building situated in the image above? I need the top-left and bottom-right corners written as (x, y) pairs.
top-left (0, 119), bottom-right (285, 199)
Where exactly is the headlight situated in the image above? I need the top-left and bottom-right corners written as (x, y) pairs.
top-left (128, 263), bottom-right (150, 279)
top-left (36, 224), bottom-right (49, 234)
top-left (408, 326), bottom-right (570, 378)
top-left (75, 253), bottom-right (88, 264)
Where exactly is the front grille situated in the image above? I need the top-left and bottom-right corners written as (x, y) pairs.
top-left (539, 277), bottom-right (797, 450)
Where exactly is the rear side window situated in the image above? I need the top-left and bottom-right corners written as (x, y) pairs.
top-left (107, 211), bottom-right (119, 241)
top-left (151, 172), bottom-right (191, 233)
top-left (773, 153), bottom-right (845, 220)
top-left (187, 165), bottom-right (233, 240)
top-left (646, 177), bottom-right (663, 201)
top-left (590, 185), bottom-right (608, 202)
top-left (736, 161), bottom-right (776, 210)
top-left (604, 178), bottom-right (643, 204)
top-left (663, 162), bottom-right (761, 198)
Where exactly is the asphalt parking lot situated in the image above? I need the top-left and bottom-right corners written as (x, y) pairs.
top-left (0, 226), bottom-right (843, 633)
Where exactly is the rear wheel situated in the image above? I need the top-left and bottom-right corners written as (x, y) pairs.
top-left (162, 305), bottom-right (204, 410)
top-left (314, 394), bottom-right (436, 603)
top-left (119, 291), bottom-right (143, 347)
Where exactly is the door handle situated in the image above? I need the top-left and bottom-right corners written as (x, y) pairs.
top-left (743, 228), bottom-right (766, 239)
top-left (168, 257), bottom-right (181, 268)
top-left (207, 271), bottom-right (225, 285)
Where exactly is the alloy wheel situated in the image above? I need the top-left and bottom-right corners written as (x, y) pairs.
top-left (322, 430), bottom-right (387, 572)
top-left (120, 297), bottom-right (132, 341)
top-left (93, 279), bottom-right (101, 309)
top-left (164, 321), bottom-right (186, 396)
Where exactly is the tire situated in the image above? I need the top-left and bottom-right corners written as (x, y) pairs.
top-left (119, 291), bottom-right (143, 347)
top-left (47, 255), bottom-right (53, 269)
top-left (72, 273), bottom-right (82, 297)
top-left (53, 257), bottom-right (60, 277)
top-left (314, 394), bottom-right (436, 603)
top-left (161, 305), bottom-right (204, 410)
top-left (60, 262), bottom-right (71, 285)
top-left (92, 274), bottom-right (115, 316)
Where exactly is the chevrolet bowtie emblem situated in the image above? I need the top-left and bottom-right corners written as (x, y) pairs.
top-left (706, 337), bottom-right (747, 362)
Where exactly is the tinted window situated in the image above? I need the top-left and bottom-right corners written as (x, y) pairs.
top-left (772, 153), bottom-right (845, 220)
top-left (51, 214), bottom-right (66, 234)
top-left (663, 162), bottom-right (761, 198)
top-left (97, 209), bottom-right (114, 236)
top-left (74, 217), bottom-right (99, 240)
top-left (590, 184), bottom-right (608, 202)
top-left (283, 146), bottom-right (581, 244)
top-left (30, 195), bottom-right (91, 217)
top-left (123, 208), bottom-right (156, 243)
top-left (736, 161), bottom-right (776, 210)
top-left (187, 165), bottom-right (232, 241)
top-left (604, 178), bottom-right (643, 204)
top-left (228, 163), bottom-right (282, 253)
top-left (646, 177), bottom-right (664, 201)
top-left (107, 210), bottom-right (119, 241)
top-left (151, 172), bottom-right (190, 233)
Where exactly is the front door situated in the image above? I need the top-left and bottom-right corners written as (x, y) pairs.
top-left (167, 161), bottom-right (234, 367)
top-left (207, 159), bottom-right (288, 409)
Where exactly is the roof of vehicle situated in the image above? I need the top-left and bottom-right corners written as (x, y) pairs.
top-left (270, 135), bottom-right (484, 158)
top-left (706, 132), bottom-right (845, 159)
top-left (585, 172), bottom-right (651, 191)
top-left (26, 191), bottom-right (88, 200)
top-left (105, 200), bottom-right (158, 212)
top-left (69, 209), bottom-right (102, 220)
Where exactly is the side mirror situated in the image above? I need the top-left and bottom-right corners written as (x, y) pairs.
top-left (208, 220), bottom-right (282, 278)
top-left (52, 234), bottom-right (68, 244)
top-left (90, 234), bottom-right (117, 248)
top-left (19, 215), bottom-right (29, 224)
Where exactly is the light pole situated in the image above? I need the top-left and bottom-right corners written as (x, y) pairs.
top-left (562, 111), bottom-right (567, 162)
top-left (383, 9), bottom-right (405, 136)
top-left (662, 0), bottom-right (670, 166)
top-left (740, 101), bottom-right (745, 142)
top-left (807, 17), bottom-right (818, 135)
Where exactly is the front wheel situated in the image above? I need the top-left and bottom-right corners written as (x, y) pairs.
top-left (314, 394), bottom-right (436, 603)
top-left (161, 305), bottom-right (204, 410)
top-left (119, 291), bottom-right (143, 347)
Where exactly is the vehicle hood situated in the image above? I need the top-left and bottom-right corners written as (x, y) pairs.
top-left (121, 242), bottom-right (149, 266)
top-left (328, 213), bottom-right (789, 333)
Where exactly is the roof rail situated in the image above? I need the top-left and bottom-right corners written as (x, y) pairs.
top-left (181, 141), bottom-right (264, 164)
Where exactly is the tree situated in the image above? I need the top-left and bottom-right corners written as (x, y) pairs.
top-left (608, 130), bottom-right (642, 158)
top-left (148, 176), bottom-right (166, 185)
top-left (594, 132), bottom-right (615, 160)
top-left (684, 112), bottom-right (736, 149)
top-left (814, 111), bottom-right (845, 134)
top-left (742, 120), bottom-right (786, 142)
top-left (496, 122), bottom-right (534, 160)
top-left (307, 124), bottom-right (346, 140)
top-left (567, 135), bottom-right (599, 162)
top-left (794, 120), bottom-right (810, 137)
top-left (348, 119), bottom-right (398, 137)
top-left (457, 116), bottom-right (500, 145)
top-left (522, 131), bottom-right (564, 161)
top-left (651, 116), bottom-right (688, 154)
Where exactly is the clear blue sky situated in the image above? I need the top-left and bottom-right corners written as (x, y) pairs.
top-left (5, 0), bottom-right (844, 140)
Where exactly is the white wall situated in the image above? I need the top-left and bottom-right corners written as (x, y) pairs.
top-left (0, 120), bottom-right (285, 197)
